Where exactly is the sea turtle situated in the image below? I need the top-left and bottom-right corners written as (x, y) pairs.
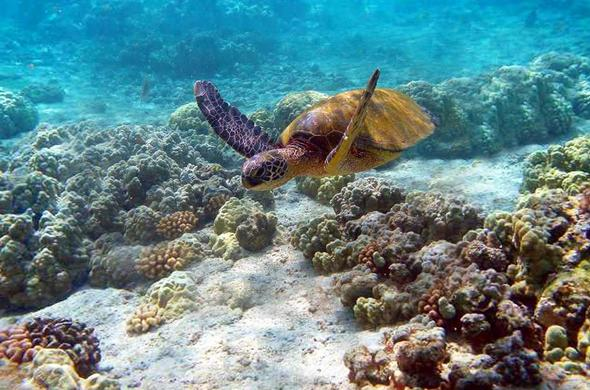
top-left (194, 69), bottom-right (437, 190)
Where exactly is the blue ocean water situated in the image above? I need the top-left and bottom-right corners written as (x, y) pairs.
top-left (1, 1), bottom-right (590, 389)
top-left (1, 0), bottom-right (589, 123)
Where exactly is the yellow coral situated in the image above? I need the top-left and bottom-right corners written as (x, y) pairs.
top-left (135, 241), bottom-right (198, 279)
top-left (126, 303), bottom-right (164, 334)
top-left (126, 271), bottom-right (199, 335)
top-left (156, 211), bottom-right (198, 239)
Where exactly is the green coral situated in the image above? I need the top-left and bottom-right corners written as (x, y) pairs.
top-left (0, 88), bottom-right (39, 138)
top-left (296, 174), bottom-right (355, 205)
top-left (168, 102), bottom-right (211, 134)
top-left (522, 135), bottom-right (590, 195)
top-left (291, 214), bottom-right (341, 259)
top-left (311, 235), bottom-right (370, 274)
top-left (210, 232), bottom-right (244, 261)
top-left (214, 197), bottom-right (263, 235)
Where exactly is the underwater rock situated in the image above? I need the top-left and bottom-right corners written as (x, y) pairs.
top-left (21, 81), bottom-right (65, 104)
top-left (0, 88), bottom-right (38, 138)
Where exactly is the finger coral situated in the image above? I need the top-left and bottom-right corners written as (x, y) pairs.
top-left (135, 240), bottom-right (200, 280)
top-left (156, 211), bottom-right (199, 239)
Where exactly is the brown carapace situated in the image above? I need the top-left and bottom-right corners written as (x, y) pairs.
top-left (194, 69), bottom-right (437, 190)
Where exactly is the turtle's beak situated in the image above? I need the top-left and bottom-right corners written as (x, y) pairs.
top-left (241, 174), bottom-right (265, 189)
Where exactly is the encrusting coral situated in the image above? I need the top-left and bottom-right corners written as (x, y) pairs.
top-left (127, 271), bottom-right (200, 334)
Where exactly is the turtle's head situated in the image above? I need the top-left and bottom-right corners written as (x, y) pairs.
top-left (242, 150), bottom-right (292, 190)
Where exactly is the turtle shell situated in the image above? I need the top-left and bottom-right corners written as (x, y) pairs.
top-left (279, 88), bottom-right (435, 154)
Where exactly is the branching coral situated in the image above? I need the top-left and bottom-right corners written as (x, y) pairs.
top-left (135, 240), bottom-right (200, 280)
top-left (156, 211), bottom-right (198, 239)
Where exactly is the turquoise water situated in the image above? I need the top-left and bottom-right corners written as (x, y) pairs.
top-left (1, 1), bottom-right (590, 389)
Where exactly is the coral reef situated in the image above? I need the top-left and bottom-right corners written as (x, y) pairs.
top-left (30, 348), bottom-right (120, 390)
top-left (135, 240), bottom-right (201, 280)
top-left (0, 122), bottom-right (243, 309)
top-left (522, 135), bottom-right (590, 195)
top-left (168, 103), bottom-right (211, 134)
top-left (156, 211), bottom-right (198, 239)
top-left (127, 271), bottom-right (200, 334)
top-left (213, 197), bottom-right (277, 253)
top-left (0, 318), bottom-right (100, 377)
top-left (0, 88), bottom-right (39, 138)
top-left (398, 53), bottom-right (589, 157)
top-left (296, 175), bottom-right (355, 205)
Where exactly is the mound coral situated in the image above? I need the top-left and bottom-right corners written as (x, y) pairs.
top-left (397, 53), bottom-right (590, 157)
top-left (296, 174), bottom-right (355, 205)
top-left (0, 318), bottom-right (100, 377)
top-left (331, 178), bottom-right (405, 223)
top-left (213, 197), bottom-right (277, 253)
top-left (30, 348), bottom-right (120, 390)
top-left (0, 88), bottom-right (39, 138)
top-left (168, 102), bottom-right (211, 134)
top-left (127, 271), bottom-right (200, 334)
top-left (522, 135), bottom-right (590, 195)
top-left (156, 211), bottom-right (198, 239)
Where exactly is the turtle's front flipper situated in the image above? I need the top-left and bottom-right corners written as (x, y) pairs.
top-left (194, 81), bottom-right (275, 158)
top-left (324, 69), bottom-right (380, 174)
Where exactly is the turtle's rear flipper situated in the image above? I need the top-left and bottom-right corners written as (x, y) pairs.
top-left (324, 69), bottom-right (380, 174)
top-left (194, 81), bottom-right (274, 158)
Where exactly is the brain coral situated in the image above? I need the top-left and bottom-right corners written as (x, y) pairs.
top-left (0, 318), bottom-right (100, 377)
top-left (0, 88), bottom-right (39, 138)
top-left (30, 348), bottom-right (120, 390)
